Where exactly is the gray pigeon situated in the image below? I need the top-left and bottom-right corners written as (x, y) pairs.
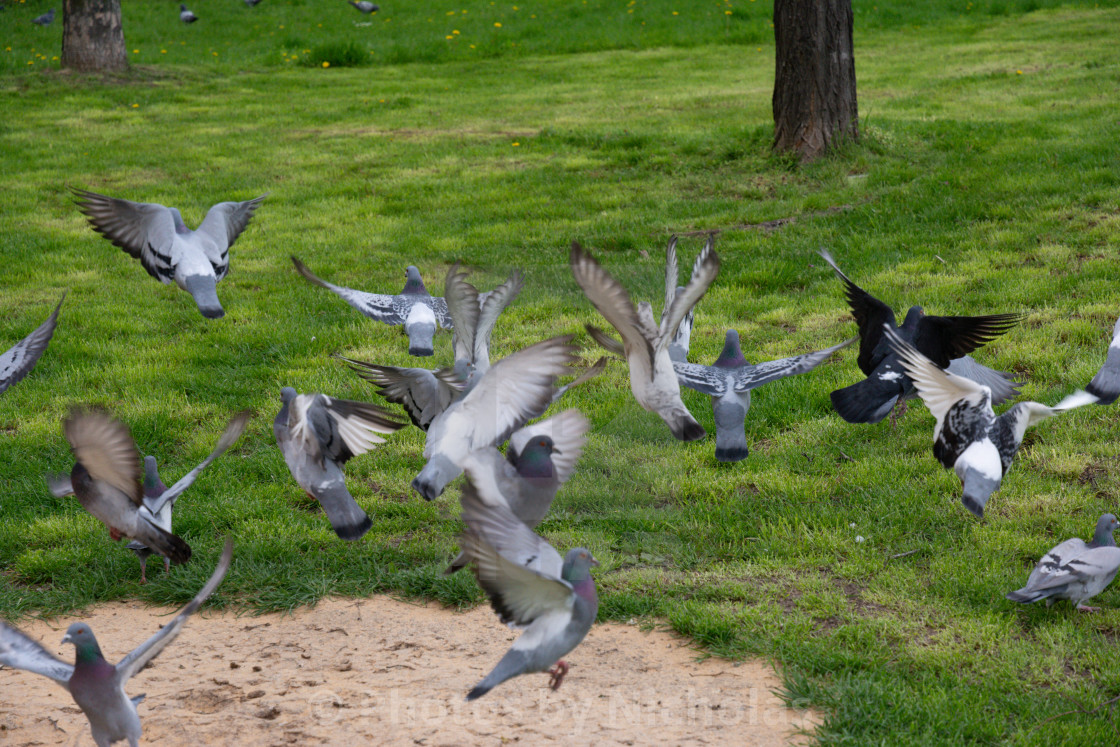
top-left (49, 409), bottom-right (192, 565)
top-left (335, 356), bottom-right (463, 431)
top-left (350, 0), bottom-right (379, 12)
top-left (662, 235), bottom-right (713, 363)
top-left (1, 293), bottom-right (64, 395)
top-left (445, 263), bottom-right (524, 388)
top-left (291, 256), bottom-right (452, 356)
top-left (73, 189), bottom-right (266, 319)
top-left (570, 241), bottom-right (718, 441)
top-left (885, 325), bottom-right (1097, 518)
top-left (1007, 514), bottom-right (1120, 612)
top-left (125, 411), bottom-right (250, 583)
top-left (1086, 314), bottom-right (1120, 405)
top-left (245, 0), bottom-right (263, 5)
top-left (457, 475), bottom-right (599, 700)
top-left (0, 539), bottom-right (233, 747)
top-left (274, 387), bottom-right (406, 540)
top-left (31, 7), bottom-right (54, 24)
top-left (179, 4), bottom-right (197, 22)
top-left (674, 330), bottom-right (856, 462)
top-left (411, 335), bottom-right (577, 501)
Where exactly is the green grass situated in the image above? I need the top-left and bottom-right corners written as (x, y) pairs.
top-left (3, 0), bottom-right (1120, 744)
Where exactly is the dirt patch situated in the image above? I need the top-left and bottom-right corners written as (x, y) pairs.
top-left (0, 596), bottom-right (817, 746)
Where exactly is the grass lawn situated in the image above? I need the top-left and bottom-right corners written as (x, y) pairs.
top-left (3, 0), bottom-right (1120, 743)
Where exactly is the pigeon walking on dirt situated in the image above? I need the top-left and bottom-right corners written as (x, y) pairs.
top-left (1086, 315), bottom-right (1120, 405)
top-left (1006, 514), bottom-right (1120, 612)
top-left (571, 241), bottom-right (718, 441)
top-left (674, 330), bottom-right (856, 462)
top-left (0, 539), bottom-right (233, 747)
top-left (31, 8), bottom-right (54, 24)
top-left (885, 325), bottom-right (1097, 518)
top-left (1, 293), bottom-right (64, 395)
top-left (820, 250), bottom-right (1022, 425)
top-left (457, 476), bottom-right (599, 700)
top-left (291, 257), bottom-right (452, 356)
top-left (349, 1), bottom-right (379, 12)
top-left (179, 4), bottom-right (197, 22)
top-left (274, 387), bottom-right (405, 540)
top-left (73, 189), bottom-right (266, 319)
top-left (662, 235), bottom-right (713, 363)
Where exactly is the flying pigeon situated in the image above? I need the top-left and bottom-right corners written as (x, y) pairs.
top-left (674, 330), bottom-right (856, 462)
top-left (73, 189), bottom-right (266, 319)
top-left (570, 240), bottom-right (718, 441)
top-left (662, 235), bottom-right (713, 363)
top-left (885, 325), bottom-right (1098, 518)
top-left (31, 8), bottom-right (54, 25)
top-left (125, 411), bottom-right (250, 583)
top-left (49, 408), bottom-right (192, 565)
top-left (444, 408), bottom-right (591, 574)
top-left (274, 387), bottom-right (406, 540)
top-left (457, 475), bottom-right (598, 700)
top-left (1086, 314), bottom-right (1120, 405)
top-left (1, 293), bottom-right (64, 395)
top-left (349, 1), bottom-right (379, 12)
top-left (336, 356), bottom-right (463, 431)
top-left (1007, 514), bottom-right (1120, 612)
top-left (820, 250), bottom-right (1023, 425)
top-left (291, 256), bottom-right (452, 356)
top-left (444, 263), bottom-right (524, 388)
top-left (0, 539), bottom-right (233, 747)
top-left (411, 335), bottom-right (577, 501)
top-left (179, 4), bottom-right (197, 22)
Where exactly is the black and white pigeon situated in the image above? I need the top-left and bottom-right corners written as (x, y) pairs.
top-left (1086, 314), bottom-right (1120, 405)
top-left (349, 1), bottom-right (379, 12)
top-left (0, 539), bottom-right (233, 747)
top-left (274, 387), bottom-right (406, 540)
top-left (179, 4), bottom-right (197, 22)
top-left (48, 409), bottom-right (192, 566)
top-left (1, 293), bottom-right (64, 395)
top-left (457, 475), bottom-right (599, 700)
top-left (571, 240), bottom-right (718, 441)
top-left (444, 263), bottom-right (524, 388)
top-left (125, 411), bottom-right (250, 583)
top-left (31, 7), bottom-right (54, 25)
top-left (662, 235), bottom-right (713, 363)
top-left (820, 250), bottom-right (1023, 424)
top-left (73, 189), bottom-right (265, 319)
top-left (411, 335), bottom-right (577, 501)
top-left (1007, 514), bottom-right (1120, 612)
top-left (885, 325), bottom-right (1098, 518)
top-left (674, 329), bottom-right (856, 462)
top-left (291, 256), bottom-right (452, 357)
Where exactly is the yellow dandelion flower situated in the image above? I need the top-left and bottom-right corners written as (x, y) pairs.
top-left (160, 49), bottom-right (167, 54)
top-left (446, 35), bottom-right (454, 39)
top-left (453, 29), bottom-right (460, 34)
top-left (52, 55), bottom-right (58, 60)
top-left (447, 10), bottom-right (455, 14)
top-left (469, 44), bottom-right (476, 48)
top-left (672, 10), bottom-right (679, 15)
top-left (132, 103), bottom-right (139, 108)
top-left (322, 61), bottom-right (330, 68)
top-left (1016, 69), bottom-right (1023, 74)
top-left (726, 9), bottom-right (732, 14)
top-left (494, 22), bottom-right (502, 27)
top-left (512, 142), bottom-right (520, 146)
top-left (132, 49), bottom-right (139, 54)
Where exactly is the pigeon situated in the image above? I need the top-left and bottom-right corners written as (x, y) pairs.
top-left (1086, 314), bottom-right (1120, 405)
top-left (444, 408), bottom-right (591, 574)
top-left (674, 330), bottom-right (857, 462)
top-left (49, 409), bottom-right (192, 565)
top-left (274, 387), bottom-right (406, 540)
top-left (662, 235), bottom-right (713, 363)
top-left (1, 293), bottom-right (64, 395)
top-left (885, 325), bottom-right (1098, 518)
top-left (335, 356), bottom-right (463, 431)
top-left (245, 0), bottom-right (263, 5)
top-left (820, 250), bottom-right (1023, 424)
top-left (570, 240), bottom-right (718, 441)
top-left (179, 4), bottom-right (197, 23)
top-left (0, 539), bottom-right (233, 747)
top-left (31, 8), bottom-right (54, 25)
top-left (411, 335), bottom-right (577, 501)
top-left (457, 475), bottom-right (598, 700)
top-left (291, 256), bottom-right (452, 357)
top-left (1006, 514), bottom-right (1120, 612)
top-left (125, 411), bottom-right (250, 583)
top-left (444, 263), bottom-right (524, 388)
top-left (73, 189), bottom-right (266, 319)
top-left (349, 0), bottom-right (379, 12)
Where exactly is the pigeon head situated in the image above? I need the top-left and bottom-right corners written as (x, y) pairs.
top-left (180, 3), bottom-right (187, 9)
top-left (1092, 513), bottom-right (1119, 548)
top-left (402, 266), bottom-right (427, 295)
top-left (280, 386), bottom-right (298, 404)
top-left (61, 623), bottom-right (104, 662)
top-left (713, 329), bottom-right (747, 368)
top-left (901, 306), bottom-right (925, 330)
top-left (561, 548), bottom-right (599, 583)
top-left (142, 455), bottom-right (166, 497)
top-left (514, 436), bottom-right (557, 479)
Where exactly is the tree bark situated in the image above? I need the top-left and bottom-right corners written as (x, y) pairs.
top-left (61, 0), bottom-right (129, 73)
top-left (772, 0), bottom-right (858, 162)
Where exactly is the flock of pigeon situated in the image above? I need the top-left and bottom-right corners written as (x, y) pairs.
top-left (2, 186), bottom-right (1120, 744)
top-left (27, 1), bottom-right (371, 28)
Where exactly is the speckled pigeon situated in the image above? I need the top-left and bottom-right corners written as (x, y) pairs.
top-left (350, 0), bottom-right (379, 12)
top-left (0, 539), bottom-right (233, 747)
top-left (291, 256), bottom-right (452, 356)
top-left (179, 4), bottom-right (197, 22)
top-left (820, 250), bottom-right (1023, 424)
top-left (444, 263), bottom-right (524, 388)
top-left (662, 235), bottom-right (713, 363)
top-left (885, 325), bottom-right (1097, 518)
top-left (1086, 315), bottom-right (1120, 405)
top-left (1007, 514), bottom-right (1120, 612)
top-left (457, 475), bottom-right (598, 700)
top-left (274, 387), bottom-right (405, 540)
top-left (31, 7), bottom-right (54, 24)
top-left (571, 241), bottom-right (717, 441)
top-left (335, 356), bottom-right (463, 431)
top-left (73, 189), bottom-right (265, 319)
top-left (674, 330), bottom-right (856, 462)
top-left (1, 293), bottom-right (63, 395)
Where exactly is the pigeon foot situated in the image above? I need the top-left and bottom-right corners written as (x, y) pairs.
top-left (889, 398), bottom-right (909, 429)
top-left (1077, 604), bottom-right (1101, 613)
top-left (109, 527), bottom-right (124, 542)
top-left (548, 661), bottom-right (569, 691)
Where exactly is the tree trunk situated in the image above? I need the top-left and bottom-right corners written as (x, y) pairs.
top-left (61, 0), bottom-right (129, 73)
top-left (772, 0), bottom-right (858, 162)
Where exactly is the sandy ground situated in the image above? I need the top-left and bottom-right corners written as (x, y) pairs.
top-left (1, 596), bottom-right (817, 746)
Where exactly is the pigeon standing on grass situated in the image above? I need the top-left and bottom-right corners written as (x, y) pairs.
top-left (662, 235), bottom-right (713, 363)
top-left (349, 1), bottom-right (380, 12)
top-left (245, 0), bottom-right (263, 6)
top-left (674, 330), bottom-right (856, 462)
top-left (73, 189), bottom-right (266, 319)
top-left (885, 325), bottom-right (1098, 518)
top-left (1086, 315), bottom-right (1120, 405)
top-left (0, 539), bottom-right (233, 747)
top-left (1, 293), bottom-right (64, 395)
top-left (179, 4), bottom-right (197, 23)
top-left (1007, 514), bottom-right (1120, 612)
top-left (31, 8), bottom-right (54, 25)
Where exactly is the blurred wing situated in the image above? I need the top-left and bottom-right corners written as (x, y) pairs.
top-left (660, 235), bottom-right (679, 330)
top-left (444, 263), bottom-right (480, 364)
top-left (733, 337), bottom-right (857, 392)
top-left (474, 270), bottom-right (524, 365)
top-left (0, 622), bottom-right (74, 689)
top-left (1087, 316), bottom-right (1120, 405)
top-left (147, 411), bottom-right (251, 515)
top-left (0, 293), bottom-right (63, 395)
top-left (884, 325), bottom-right (989, 432)
top-left (818, 249), bottom-right (897, 375)
top-left (569, 242), bottom-right (654, 368)
top-left (945, 355), bottom-right (1023, 406)
top-left (302, 394), bottom-right (405, 465)
top-left (72, 189), bottom-right (177, 283)
top-left (290, 256), bottom-right (404, 323)
top-left (195, 194), bottom-right (267, 279)
top-left (659, 239), bottom-right (719, 350)
top-left (508, 408), bottom-right (590, 485)
top-left (63, 408), bottom-right (142, 505)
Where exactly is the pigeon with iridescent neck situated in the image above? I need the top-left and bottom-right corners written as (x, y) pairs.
top-left (674, 330), bottom-right (856, 462)
top-left (1007, 514), bottom-right (1120, 612)
top-left (1086, 314), bottom-right (1120, 405)
top-left (1, 293), bottom-right (64, 396)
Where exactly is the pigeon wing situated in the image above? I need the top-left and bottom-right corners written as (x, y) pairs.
top-left (1087, 316), bottom-right (1120, 405)
top-left (1023, 538), bottom-right (1090, 590)
top-left (474, 271), bottom-right (524, 366)
top-left (733, 337), bottom-right (857, 392)
top-left (336, 356), bottom-right (461, 428)
top-left (0, 293), bottom-right (63, 395)
top-left (914, 313), bottom-right (1023, 368)
top-left (303, 394), bottom-right (405, 466)
top-left (146, 411), bottom-right (251, 516)
top-left (63, 408), bottom-right (143, 506)
top-left (673, 362), bottom-right (727, 396)
top-left (658, 240), bottom-right (719, 350)
top-left (0, 622), bottom-right (74, 689)
top-left (660, 235), bottom-right (679, 333)
top-left (444, 263), bottom-right (481, 365)
top-left (569, 242), bottom-right (655, 369)
top-left (945, 355), bottom-right (1023, 406)
top-left (818, 249), bottom-right (897, 375)
top-left (507, 408), bottom-right (590, 485)
top-left (290, 256), bottom-right (405, 324)
top-left (195, 195), bottom-right (267, 280)
top-left (1025, 546), bottom-right (1120, 593)
top-left (72, 189), bottom-right (178, 284)
top-left (884, 325), bottom-right (990, 434)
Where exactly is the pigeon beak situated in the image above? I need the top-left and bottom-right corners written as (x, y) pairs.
top-left (589, 555), bottom-right (600, 567)
top-left (60, 633), bottom-right (72, 645)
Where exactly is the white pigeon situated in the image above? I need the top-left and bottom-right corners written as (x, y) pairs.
top-left (1007, 514), bottom-right (1120, 612)
top-left (1, 293), bottom-right (64, 395)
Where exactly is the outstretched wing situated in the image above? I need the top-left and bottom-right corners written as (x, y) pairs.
top-left (914, 313), bottom-right (1023, 368)
top-left (63, 408), bottom-right (143, 506)
top-left (672, 362), bottom-right (728, 396)
top-left (0, 622), bottom-right (74, 689)
top-left (818, 250), bottom-right (897, 375)
top-left (0, 293), bottom-right (64, 395)
top-left (732, 337), bottom-right (856, 392)
top-left (658, 238), bottom-right (719, 351)
top-left (570, 242), bottom-right (655, 370)
top-left (290, 256), bottom-right (406, 324)
top-left (195, 194), bottom-right (267, 280)
top-left (72, 189), bottom-right (178, 283)
top-left (295, 394), bottom-right (405, 466)
top-left (147, 411), bottom-right (251, 516)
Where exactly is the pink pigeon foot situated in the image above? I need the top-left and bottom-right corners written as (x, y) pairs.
top-left (1077, 604), bottom-right (1101, 613)
top-left (109, 527), bottom-right (124, 542)
top-left (548, 661), bottom-right (569, 691)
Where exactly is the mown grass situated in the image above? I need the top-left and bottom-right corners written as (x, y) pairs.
top-left (2, 1), bottom-right (1120, 744)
